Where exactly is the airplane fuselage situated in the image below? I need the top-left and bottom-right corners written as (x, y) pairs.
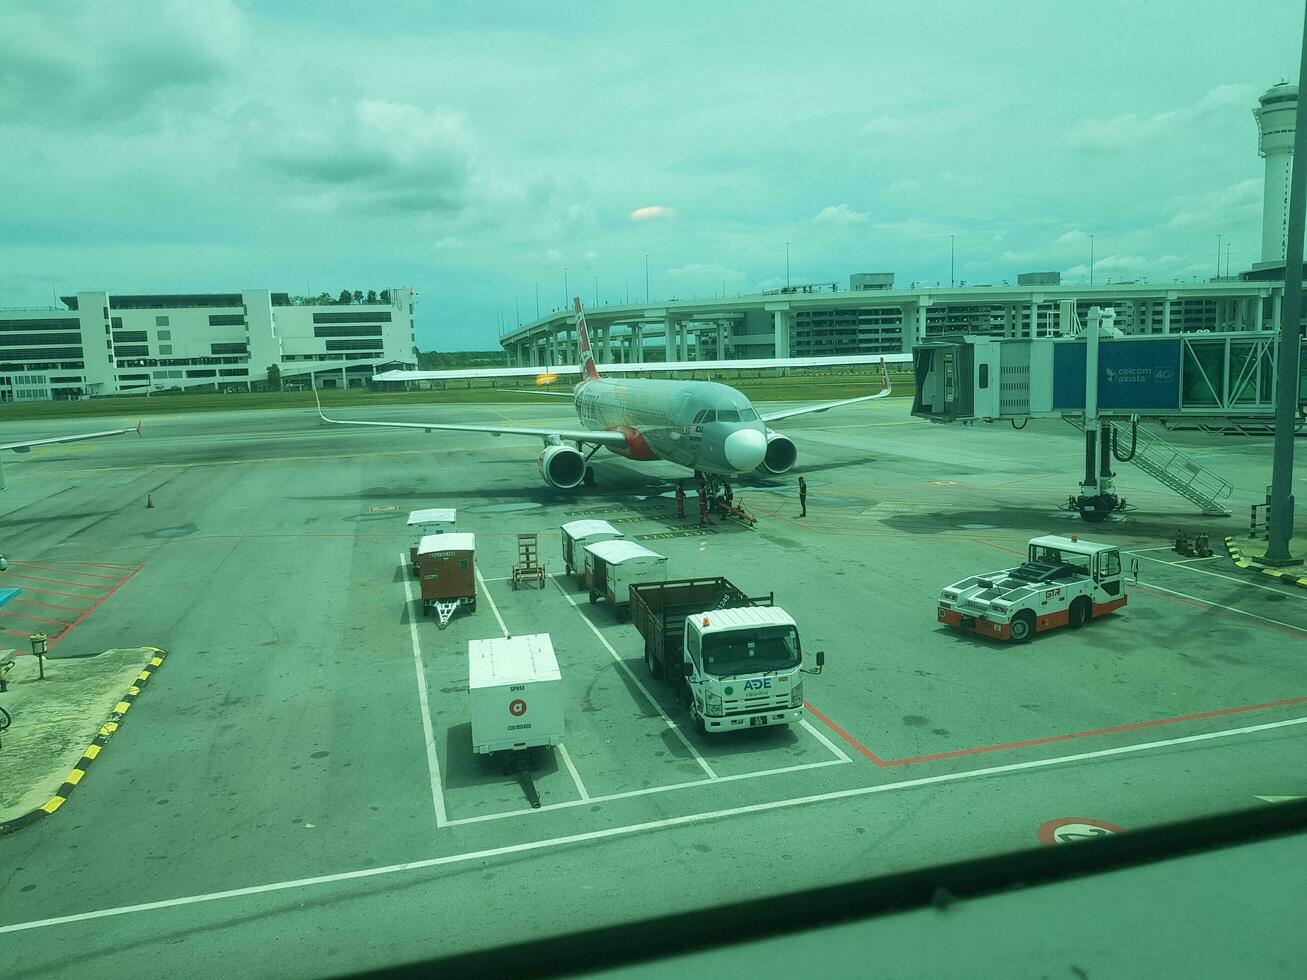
top-left (573, 377), bottom-right (768, 475)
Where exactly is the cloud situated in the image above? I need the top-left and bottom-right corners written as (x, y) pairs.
top-left (253, 99), bottom-right (477, 213)
top-left (0, 0), bottom-right (244, 124)
top-left (1167, 178), bottom-right (1262, 228)
top-left (860, 116), bottom-right (900, 136)
top-left (887, 178), bottom-right (920, 193)
top-left (630, 205), bottom-right (675, 221)
top-left (812, 203), bottom-right (872, 225)
top-left (1064, 83), bottom-right (1257, 152)
top-left (1055, 230), bottom-right (1090, 246)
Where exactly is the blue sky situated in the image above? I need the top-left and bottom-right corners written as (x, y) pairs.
top-left (1, 0), bottom-right (1303, 349)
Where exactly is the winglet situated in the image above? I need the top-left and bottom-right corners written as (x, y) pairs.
top-left (313, 378), bottom-right (330, 421)
top-left (135, 420), bottom-right (142, 438)
top-left (573, 297), bottom-right (602, 382)
top-left (880, 357), bottom-right (891, 395)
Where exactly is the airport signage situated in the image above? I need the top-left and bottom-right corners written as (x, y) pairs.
top-left (1052, 339), bottom-right (1182, 412)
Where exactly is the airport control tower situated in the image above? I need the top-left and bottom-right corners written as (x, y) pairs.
top-left (1254, 81), bottom-right (1298, 264)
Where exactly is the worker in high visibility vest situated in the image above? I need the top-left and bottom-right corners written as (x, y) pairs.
top-left (675, 481), bottom-right (686, 518)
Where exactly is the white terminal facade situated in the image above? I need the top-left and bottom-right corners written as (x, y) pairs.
top-left (0, 289), bottom-right (416, 401)
top-left (502, 81), bottom-right (1305, 369)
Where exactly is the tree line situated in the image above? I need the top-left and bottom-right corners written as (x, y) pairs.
top-left (291, 289), bottom-right (393, 306)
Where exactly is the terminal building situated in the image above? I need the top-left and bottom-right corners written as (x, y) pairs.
top-left (0, 289), bottom-right (416, 401)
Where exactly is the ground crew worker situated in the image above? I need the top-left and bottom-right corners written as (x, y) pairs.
top-left (675, 481), bottom-right (686, 518)
top-left (697, 484), bottom-right (714, 525)
top-left (798, 476), bottom-right (807, 517)
top-left (722, 481), bottom-right (733, 511)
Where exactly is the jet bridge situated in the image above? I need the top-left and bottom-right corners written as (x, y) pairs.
top-left (912, 308), bottom-right (1304, 520)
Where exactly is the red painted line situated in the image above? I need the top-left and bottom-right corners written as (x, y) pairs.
top-left (885, 696), bottom-right (1307, 766)
top-left (0, 573), bottom-right (111, 592)
top-left (0, 611), bottom-right (74, 627)
top-left (7, 598), bottom-right (90, 614)
top-left (803, 701), bottom-right (890, 767)
top-left (2, 629), bottom-right (32, 639)
top-left (7, 585), bottom-right (103, 602)
top-left (46, 566), bottom-right (142, 650)
top-left (10, 563), bottom-right (125, 580)
top-left (23, 560), bottom-right (139, 570)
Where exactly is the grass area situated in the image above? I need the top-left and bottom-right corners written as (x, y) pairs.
top-left (1, 372), bottom-right (916, 421)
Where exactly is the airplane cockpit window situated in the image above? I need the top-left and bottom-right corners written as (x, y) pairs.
top-left (701, 410), bottom-right (716, 423)
top-left (717, 409), bottom-right (739, 422)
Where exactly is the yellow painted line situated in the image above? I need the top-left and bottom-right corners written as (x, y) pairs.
top-left (65, 769), bottom-right (84, 786)
top-left (83, 744), bottom-right (101, 760)
top-left (128, 685), bottom-right (140, 696)
top-left (114, 701), bottom-right (131, 714)
top-left (40, 797), bottom-right (65, 814)
top-left (99, 722), bottom-right (118, 736)
top-left (149, 657), bottom-right (162, 667)
top-left (137, 670), bottom-right (151, 681)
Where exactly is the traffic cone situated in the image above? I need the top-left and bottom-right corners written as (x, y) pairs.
top-left (146, 494), bottom-right (154, 509)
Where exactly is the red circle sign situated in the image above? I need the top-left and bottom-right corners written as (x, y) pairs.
top-left (509, 699), bottom-right (527, 717)
top-left (1037, 817), bottom-right (1124, 846)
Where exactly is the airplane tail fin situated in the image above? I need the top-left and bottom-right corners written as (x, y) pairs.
top-left (573, 297), bottom-right (602, 382)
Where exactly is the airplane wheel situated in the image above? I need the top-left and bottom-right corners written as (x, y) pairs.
top-left (583, 467), bottom-right (596, 487)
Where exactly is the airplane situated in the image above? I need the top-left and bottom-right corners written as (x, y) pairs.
top-left (0, 420), bottom-right (140, 569)
top-left (314, 297), bottom-right (892, 490)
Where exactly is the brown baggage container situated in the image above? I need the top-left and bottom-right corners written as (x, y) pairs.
top-left (417, 532), bottom-right (477, 618)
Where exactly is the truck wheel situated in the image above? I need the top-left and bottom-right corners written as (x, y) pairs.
top-left (467, 597), bottom-right (477, 614)
top-left (588, 590), bottom-right (598, 604)
top-left (645, 646), bottom-right (663, 679)
top-left (1068, 597), bottom-right (1091, 629)
top-left (1010, 612), bottom-right (1035, 643)
top-left (615, 605), bottom-right (628, 624)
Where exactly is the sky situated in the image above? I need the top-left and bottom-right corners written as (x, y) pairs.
top-left (1, 0), bottom-right (1304, 351)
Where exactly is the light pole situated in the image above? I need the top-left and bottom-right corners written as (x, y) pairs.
top-left (515, 296), bottom-right (520, 327)
top-left (949, 235), bottom-right (955, 288)
top-left (644, 254), bottom-right (650, 302)
top-left (1217, 234), bottom-right (1223, 279)
top-left (563, 267), bottom-right (569, 308)
top-left (1089, 235), bottom-right (1095, 285)
top-left (625, 281), bottom-right (629, 303)
top-left (594, 275), bottom-right (599, 308)
top-left (1225, 243), bottom-right (1232, 279)
top-left (534, 282), bottom-right (539, 319)
top-left (785, 242), bottom-right (791, 288)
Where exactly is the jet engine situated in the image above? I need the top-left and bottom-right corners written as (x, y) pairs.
top-left (539, 444), bottom-right (587, 489)
top-left (755, 431), bottom-right (798, 475)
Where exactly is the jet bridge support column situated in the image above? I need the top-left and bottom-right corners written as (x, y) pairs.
top-left (1071, 306), bottom-right (1125, 523)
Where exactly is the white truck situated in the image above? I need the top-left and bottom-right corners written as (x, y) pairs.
top-left (937, 534), bottom-right (1128, 643)
top-left (631, 577), bottom-right (825, 733)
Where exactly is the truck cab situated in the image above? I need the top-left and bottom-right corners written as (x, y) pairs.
top-left (682, 606), bottom-right (808, 732)
top-left (938, 535), bottom-right (1128, 642)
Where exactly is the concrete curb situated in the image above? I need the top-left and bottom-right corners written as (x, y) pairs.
top-left (0, 647), bottom-right (168, 836)
top-left (1224, 537), bottom-right (1307, 589)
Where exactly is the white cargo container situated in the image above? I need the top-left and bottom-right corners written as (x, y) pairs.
top-left (468, 634), bottom-right (564, 755)
top-left (560, 519), bottom-right (624, 580)
top-left (583, 540), bottom-right (668, 621)
top-left (407, 508), bottom-right (457, 575)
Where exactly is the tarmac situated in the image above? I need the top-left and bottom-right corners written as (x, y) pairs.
top-left (0, 397), bottom-right (1304, 977)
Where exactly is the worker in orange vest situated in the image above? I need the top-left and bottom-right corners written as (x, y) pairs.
top-left (697, 484), bottom-right (714, 526)
top-left (675, 481), bottom-right (686, 518)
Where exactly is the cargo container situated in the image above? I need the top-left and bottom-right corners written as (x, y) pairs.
top-left (560, 519), bottom-right (623, 581)
top-left (417, 532), bottom-right (476, 624)
top-left (583, 540), bottom-right (668, 621)
top-left (468, 633), bottom-right (564, 755)
top-left (407, 508), bottom-right (456, 575)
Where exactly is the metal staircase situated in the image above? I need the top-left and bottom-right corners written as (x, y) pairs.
top-left (1065, 418), bottom-right (1233, 516)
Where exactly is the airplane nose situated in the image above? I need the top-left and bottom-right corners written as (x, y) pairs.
top-left (723, 427), bottom-right (767, 471)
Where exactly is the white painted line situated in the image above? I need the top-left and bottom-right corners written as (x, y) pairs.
top-left (1137, 578), bottom-right (1307, 633)
top-left (444, 758), bottom-right (848, 827)
top-left (801, 717), bottom-right (852, 763)
top-left (398, 555), bottom-right (447, 829)
top-left (7, 714), bottom-right (1305, 936)
top-left (557, 743), bottom-right (590, 801)
top-left (1173, 556), bottom-right (1221, 565)
top-left (474, 566), bottom-right (510, 638)
top-left (479, 575), bottom-right (516, 583)
top-left (550, 575), bottom-right (717, 779)
top-left (1128, 546), bottom-right (1187, 554)
top-left (1136, 552), bottom-right (1307, 600)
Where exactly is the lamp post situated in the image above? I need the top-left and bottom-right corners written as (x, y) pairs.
top-left (644, 255), bottom-right (650, 302)
top-left (1089, 235), bottom-right (1095, 285)
top-left (785, 242), bottom-right (791, 288)
top-left (31, 632), bottom-right (48, 680)
top-left (1217, 234), bottom-right (1223, 279)
top-left (563, 267), bottom-right (569, 308)
top-left (949, 235), bottom-right (955, 288)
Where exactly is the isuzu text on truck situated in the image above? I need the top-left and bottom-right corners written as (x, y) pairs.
top-left (937, 535), bottom-right (1128, 643)
top-left (630, 577), bottom-right (824, 733)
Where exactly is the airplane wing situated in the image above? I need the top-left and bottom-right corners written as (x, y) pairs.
top-left (759, 359), bottom-right (893, 424)
top-left (1, 422), bottom-right (140, 454)
top-left (313, 390), bottom-right (627, 447)
top-left (503, 389), bottom-right (577, 398)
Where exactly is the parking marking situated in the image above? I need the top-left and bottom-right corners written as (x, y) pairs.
top-left (6, 714), bottom-right (1304, 937)
top-left (1135, 553), bottom-right (1307, 600)
top-left (475, 566), bottom-right (511, 638)
top-left (399, 555), bottom-right (448, 828)
top-left (549, 576), bottom-right (717, 779)
top-left (800, 717), bottom-right (852, 763)
top-left (557, 743), bottom-right (591, 801)
top-left (1138, 578), bottom-right (1307, 634)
